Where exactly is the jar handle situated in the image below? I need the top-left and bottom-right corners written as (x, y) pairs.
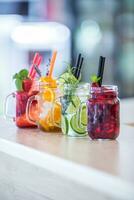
top-left (51, 98), bottom-right (61, 128)
top-left (26, 95), bottom-right (38, 125)
top-left (4, 92), bottom-right (16, 121)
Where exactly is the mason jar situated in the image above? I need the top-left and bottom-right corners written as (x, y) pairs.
top-left (26, 81), bottom-right (61, 132)
top-left (60, 83), bottom-right (89, 137)
top-left (87, 85), bottom-right (120, 139)
top-left (4, 80), bottom-right (39, 128)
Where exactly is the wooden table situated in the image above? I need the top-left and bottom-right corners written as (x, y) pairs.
top-left (0, 98), bottom-right (134, 200)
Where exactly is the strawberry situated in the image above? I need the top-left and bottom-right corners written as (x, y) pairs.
top-left (16, 91), bottom-right (28, 116)
top-left (90, 75), bottom-right (101, 87)
top-left (91, 82), bottom-right (99, 87)
top-left (22, 79), bottom-right (33, 92)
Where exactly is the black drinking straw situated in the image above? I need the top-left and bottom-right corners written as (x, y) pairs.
top-left (76, 57), bottom-right (84, 79)
top-left (97, 56), bottom-right (105, 86)
top-left (74, 53), bottom-right (81, 77)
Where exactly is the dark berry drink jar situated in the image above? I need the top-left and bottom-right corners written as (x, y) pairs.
top-left (87, 85), bottom-right (120, 139)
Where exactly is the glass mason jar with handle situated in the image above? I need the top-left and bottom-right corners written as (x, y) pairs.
top-left (4, 80), bottom-right (39, 128)
top-left (87, 85), bottom-right (120, 139)
top-left (26, 82), bottom-right (61, 132)
top-left (60, 83), bottom-right (89, 136)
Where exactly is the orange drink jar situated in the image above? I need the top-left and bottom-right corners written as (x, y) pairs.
top-left (26, 77), bottom-right (61, 132)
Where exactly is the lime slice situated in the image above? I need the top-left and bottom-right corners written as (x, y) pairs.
top-left (70, 114), bottom-right (86, 134)
top-left (66, 96), bottom-right (81, 114)
top-left (61, 115), bottom-right (68, 134)
top-left (81, 105), bottom-right (87, 126)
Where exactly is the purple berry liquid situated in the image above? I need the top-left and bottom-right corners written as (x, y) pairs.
top-left (87, 85), bottom-right (120, 139)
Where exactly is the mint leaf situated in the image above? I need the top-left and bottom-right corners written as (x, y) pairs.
top-left (19, 69), bottom-right (28, 79)
top-left (90, 75), bottom-right (101, 83)
top-left (15, 78), bottom-right (23, 91)
top-left (13, 69), bottom-right (29, 91)
top-left (13, 73), bottom-right (19, 79)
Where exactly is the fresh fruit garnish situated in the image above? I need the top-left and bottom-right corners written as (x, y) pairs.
top-left (90, 75), bottom-right (101, 87)
top-left (39, 118), bottom-right (50, 131)
top-left (13, 69), bottom-right (30, 91)
top-left (23, 79), bottom-right (33, 92)
top-left (41, 88), bottom-right (55, 102)
top-left (39, 76), bottom-right (57, 88)
top-left (16, 114), bottom-right (37, 128)
top-left (66, 96), bottom-right (81, 114)
top-left (16, 91), bottom-right (28, 116)
top-left (38, 101), bottom-right (61, 131)
top-left (61, 115), bottom-right (68, 134)
top-left (53, 102), bottom-right (61, 124)
top-left (91, 82), bottom-right (99, 87)
top-left (39, 112), bottom-right (61, 132)
top-left (70, 114), bottom-right (86, 135)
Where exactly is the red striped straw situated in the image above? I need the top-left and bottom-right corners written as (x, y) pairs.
top-left (30, 55), bottom-right (42, 79)
top-left (28, 53), bottom-right (40, 78)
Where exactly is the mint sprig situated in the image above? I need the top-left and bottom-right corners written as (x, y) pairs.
top-left (90, 75), bottom-right (101, 83)
top-left (13, 69), bottom-right (29, 91)
top-left (66, 63), bottom-right (80, 84)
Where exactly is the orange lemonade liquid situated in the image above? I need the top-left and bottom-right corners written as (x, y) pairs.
top-left (38, 76), bottom-right (61, 132)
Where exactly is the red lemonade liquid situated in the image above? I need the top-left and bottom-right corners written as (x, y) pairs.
top-left (15, 80), bottom-right (38, 128)
top-left (87, 85), bottom-right (120, 139)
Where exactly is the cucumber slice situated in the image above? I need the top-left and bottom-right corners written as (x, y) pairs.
top-left (70, 114), bottom-right (86, 134)
top-left (81, 105), bottom-right (87, 126)
top-left (61, 115), bottom-right (68, 134)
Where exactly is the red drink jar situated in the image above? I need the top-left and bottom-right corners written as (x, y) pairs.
top-left (87, 85), bottom-right (120, 139)
top-left (4, 80), bottom-right (39, 128)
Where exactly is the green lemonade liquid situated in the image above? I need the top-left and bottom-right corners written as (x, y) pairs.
top-left (61, 92), bottom-right (88, 137)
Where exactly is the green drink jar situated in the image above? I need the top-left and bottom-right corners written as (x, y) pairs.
top-left (60, 83), bottom-right (90, 137)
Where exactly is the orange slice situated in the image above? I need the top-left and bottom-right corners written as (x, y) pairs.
top-left (41, 88), bottom-right (55, 102)
top-left (39, 119), bottom-right (49, 131)
top-left (53, 102), bottom-right (61, 124)
top-left (39, 103), bottom-right (61, 130)
top-left (39, 76), bottom-right (57, 88)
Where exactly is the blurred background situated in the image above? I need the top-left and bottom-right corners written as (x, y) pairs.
top-left (0, 0), bottom-right (134, 114)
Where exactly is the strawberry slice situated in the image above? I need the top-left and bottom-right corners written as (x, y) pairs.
top-left (23, 79), bottom-right (33, 92)
top-left (16, 114), bottom-right (37, 128)
top-left (16, 91), bottom-right (28, 116)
